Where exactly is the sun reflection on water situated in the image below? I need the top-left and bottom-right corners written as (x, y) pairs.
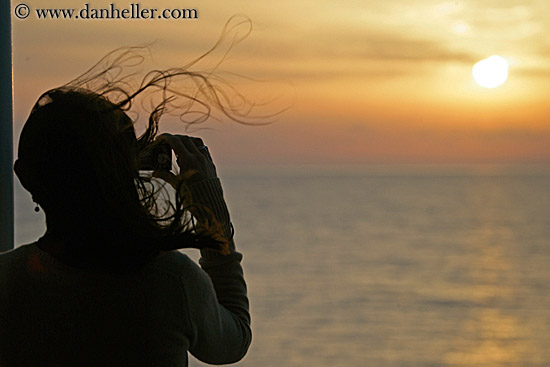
top-left (444, 179), bottom-right (542, 366)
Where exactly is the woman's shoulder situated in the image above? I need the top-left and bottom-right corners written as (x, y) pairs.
top-left (0, 244), bottom-right (39, 287)
top-left (145, 251), bottom-right (215, 295)
top-left (0, 243), bottom-right (35, 265)
top-left (0, 243), bottom-right (34, 255)
top-left (145, 250), bottom-right (205, 279)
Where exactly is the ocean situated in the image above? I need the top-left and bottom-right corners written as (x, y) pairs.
top-left (14, 165), bottom-right (550, 367)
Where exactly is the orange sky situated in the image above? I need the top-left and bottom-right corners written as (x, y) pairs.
top-left (12, 0), bottom-right (550, 166)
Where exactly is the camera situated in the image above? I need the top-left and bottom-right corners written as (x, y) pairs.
top-left (138, 142), bottom-right (172, 171)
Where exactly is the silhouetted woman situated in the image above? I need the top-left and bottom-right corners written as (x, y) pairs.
top-left (0, 18), bottom-right (256, 367)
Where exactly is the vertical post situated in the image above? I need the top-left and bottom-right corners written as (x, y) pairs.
top-left (1, 1), bottom-right (14, 252)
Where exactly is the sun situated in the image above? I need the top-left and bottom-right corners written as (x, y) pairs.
top-left (472, 55), bottom-right (509, 88)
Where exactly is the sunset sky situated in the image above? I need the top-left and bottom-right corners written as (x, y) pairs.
top-left (11, 0), bottom-right (550, 167)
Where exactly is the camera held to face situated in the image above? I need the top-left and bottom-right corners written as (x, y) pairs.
top-left (138, 142), bottom-right (172, 171)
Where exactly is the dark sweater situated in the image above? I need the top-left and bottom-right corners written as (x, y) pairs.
top-left (0, 178), bottom-right (251, 366)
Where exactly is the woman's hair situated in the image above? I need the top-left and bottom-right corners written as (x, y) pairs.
top-left (18, 16), bottom-right (276, 271)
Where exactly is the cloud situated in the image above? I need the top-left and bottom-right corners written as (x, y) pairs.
top-left (340, 34), bottom-right (476, 63)
top-left (245, 26), bottom-right (477, 64)
top-left (515, 67), bottom-right (550, 78)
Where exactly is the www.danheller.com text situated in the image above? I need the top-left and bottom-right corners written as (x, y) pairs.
top-left (33, 3), bottom-right (199, 20)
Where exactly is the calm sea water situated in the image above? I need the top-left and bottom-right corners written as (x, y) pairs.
top-left (14, 166), bottom-right (550, 367)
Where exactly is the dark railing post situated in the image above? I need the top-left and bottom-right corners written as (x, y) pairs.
top-left (1, 0), bottom-right (14, 252)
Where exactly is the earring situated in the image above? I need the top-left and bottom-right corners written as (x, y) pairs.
top-left (32, 196), bottom-right (40, 212)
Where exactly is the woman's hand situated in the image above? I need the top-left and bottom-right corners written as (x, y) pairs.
top-left (152, 134), bottom-right (217, 189)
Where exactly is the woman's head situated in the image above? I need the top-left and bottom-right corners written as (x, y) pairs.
top-left (16, 88), bottom-right (139, 217)
top-left (14, 88), bottom-right (159, 268)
